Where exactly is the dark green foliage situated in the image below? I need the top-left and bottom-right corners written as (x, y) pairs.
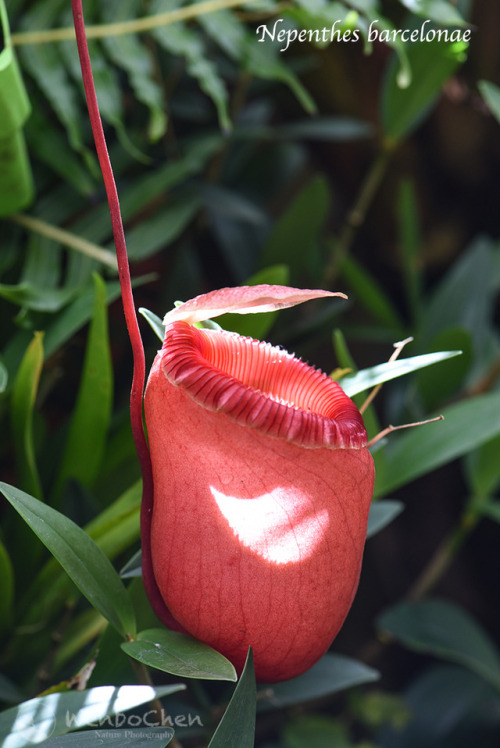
top-left (1, 0), bottom-right (499, 745)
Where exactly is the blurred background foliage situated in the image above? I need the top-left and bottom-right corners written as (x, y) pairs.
top-left (1, 0), bottom-right (500, 746)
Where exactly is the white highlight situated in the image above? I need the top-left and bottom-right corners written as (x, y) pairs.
top-left (210, 485), bottom-right (328, 564)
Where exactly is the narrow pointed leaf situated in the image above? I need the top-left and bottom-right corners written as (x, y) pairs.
top-left (258, 653), bottom-right (379, 710)
top-left (0, 482), bottom-right (136, 637)
top-left (378, 599), bottom-right (500, 690)
top-left (55, 274), bottom-right (113, 496)
top-left (374, 391), bottom-right (500, 496)
top-left (139, 307), bottom-right (164, 341)
top-left (10, 331), bottom-right (44, 499)
top-left (208, 649), bottom-right (256, 748)
top-left (122, 628), bottom-right (237, 681)
top-left (340, 350), bottom-right (462, 396)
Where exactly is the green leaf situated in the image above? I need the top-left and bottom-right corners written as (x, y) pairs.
top-left (339, 254), bottom-right (404, 329)
top-left (332, 328), bottom-right (381, 441)
top-left (122, 628), bottom-right (237, 681)
top-left (260, 176), bottom-right (330, 284)
top-left (383, 664), bottom-right (500, 746)
top-left (0, 685), bottom-right (183, 747)
top-left (139, 307), bottom-right (164, 342)
top-left (419, 238), bottom-right (493, 355)
top-left (478, 501), bottom-right (500, 525)
top-left (0, 482), bottom-right (136, 638)
top-left (0, 0), bottom-right (33, 214)
top-left (10, 331), bottom-right (44, 499)
top-left (55, 274), bottom-right (113, 496)
top-left (416, 328), bottom-right (471, 410)
top-left (382, 20), bottom-right (469, 142)
top-left (36, 729), bottom-right (175, 747)
top-left (399, 0), bottom-right (467, 26)
top-left (374, 391), bottom-right (500, 497)
top-left (120, 549), bottom-right (143, 579)
top-left (478, 80), bottom-right (500, 125)
top-left (123, 195), bottom-right (200, 261)
top-left (377, 599), bottom-right (500, 690)
top-left (367, 500), bottom-right (404, 538)
top-left (340, 350), bottom-right (462, 397)
top-left (466, 434), bottom-right (500, 497)
top-left (0, 281), bottom-right (76, 312)
top-left (208, 648), bottom-right (256, 748)
top-left (0, 360), bottom-right (8, 392)
top-left (152, 14), bottom-right (230, 131)
top-left (258, 653), bottom-right (379, 710)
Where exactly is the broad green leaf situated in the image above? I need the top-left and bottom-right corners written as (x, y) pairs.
top-left (374, 391), bottom-right (500, 497)
top-left (339, 254), bottom-right (404, 329)
top-left (258, 653), bottom-right (379, 710)
top-left (55, 274), bottom-right (113, 496)
top-left (123, 195), bottom-right (200, 261)
top-left (122, 628), bottom-right (237, 681)
top-left (140, 307), bottom-right (164, 341)
top-left (1, 482), bottom-right (136, 638)
top-left (419, 238), bottom-right (493, 355)
top-left (382, 20), bottom-right (469, 142)
top-left (378, 599), bottom-right (500, 690)
top-left (340, 350), bottom-right (462, 397)
top-left (0, 685), bottom-right (183, 747)
top-left (416, 328), bottom-right (471, 410)
top-left (478, 80), bottom-right (500, 125)
top-left (85, 481), bottom-right (141, 559)
top-left (367, 500), bottom-right (404, 538)
top-left (36, 729), bottom-right (175, 747)
top-left (208, 649), bottom-right (256, 748)
top-left (382, 664), bottom-right (500, 746)
top-left (10, 331), bottom-right (44, 499)
top-left (0, 538), bottom-right (14, 632)
top-left (466, 432), bottom-right (500, 498)
top-left (399, 0), bottom-right (467, 26)
top-left (260, 176), bottom-right (330, 284)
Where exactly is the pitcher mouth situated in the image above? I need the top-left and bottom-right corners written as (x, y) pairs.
top-left (159, 321), bottom-right (367, 450)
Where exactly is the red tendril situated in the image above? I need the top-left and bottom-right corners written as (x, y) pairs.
top-left (72, 0), bottom-right (172, 626)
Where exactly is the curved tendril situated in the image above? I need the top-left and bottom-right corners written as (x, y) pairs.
top-left (71, 0), bottom-right (173, 625)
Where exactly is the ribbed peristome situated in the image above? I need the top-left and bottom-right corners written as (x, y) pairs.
top-left (160, 321), bottom-right (367, 449)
